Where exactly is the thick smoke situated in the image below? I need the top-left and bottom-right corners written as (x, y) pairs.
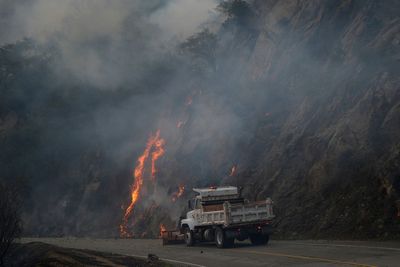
top-left (0, 0), bottom-right (242, 237)
top-left (1, 0), bottom-right (399, 239)
top-left (0, 0), bottom-right (217, 88)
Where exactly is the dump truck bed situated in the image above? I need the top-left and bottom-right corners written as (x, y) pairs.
top-left (195, 198), bottom-right (274, 227)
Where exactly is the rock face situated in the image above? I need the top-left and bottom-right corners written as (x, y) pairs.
top-left (230, 0), bottom-right (400, 238)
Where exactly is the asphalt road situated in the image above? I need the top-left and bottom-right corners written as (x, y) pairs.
top-left (22, 238), bottom-right (400, 267)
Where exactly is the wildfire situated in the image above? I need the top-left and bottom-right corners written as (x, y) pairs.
top-left (120, 130), bottom-right (165, 238)
top-left (151, 136), bottom-right (165, 182)
top-left (229, 165), bottom-right (237, 177)
top-left (171, 185), bottom-right (185, 202)
top-left (159, 224), bottom-right (167, 236)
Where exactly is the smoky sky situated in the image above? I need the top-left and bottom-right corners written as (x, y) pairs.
top-left (0, 0), bottom-right (248, 235)
top-left (0, 0), bottom-right (218, 42)
top-left (0, 0), bottom-right (218, 88)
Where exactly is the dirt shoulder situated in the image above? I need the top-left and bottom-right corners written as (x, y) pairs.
top-left (5, 242), bottom-right (173, 267)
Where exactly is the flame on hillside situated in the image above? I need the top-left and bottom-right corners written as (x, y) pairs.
top-left (159, 223), bottom-right (167, 236)
top-left (171, 185), bottom-right (185, 202)
top-left (151, 136), bottom-right (165, 183)
top-left (120, 130), bottom-right (165, 238)
top-left (229, 165), bottom-right (237, 177)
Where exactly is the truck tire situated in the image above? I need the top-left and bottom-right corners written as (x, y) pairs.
top-left (215, 227), bottom-right (234, 248)
top-left (250, 234), bottom-right (269, 246)
top-left (184, 228), bottom-right (195, 246)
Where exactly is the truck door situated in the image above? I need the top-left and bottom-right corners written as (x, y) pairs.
top-left (194, 198), bottom-right (203, 224)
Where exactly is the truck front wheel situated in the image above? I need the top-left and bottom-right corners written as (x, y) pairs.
top-left (250, 234), bottom-right (269, 246)
top-left (215, 227), bottom-right (234, 248)
top-left (184, 228), bottom-right (195, 246)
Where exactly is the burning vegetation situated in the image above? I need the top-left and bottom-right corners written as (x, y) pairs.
top-left (159, 224), bottom-right (167, 236)
top-left (120, 131), bottom-right (165, 238)
top-left (229, 165), bottom-right (237, 177)
top-left (171, 185), bottom-right (185, 203)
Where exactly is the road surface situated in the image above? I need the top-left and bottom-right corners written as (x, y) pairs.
top-left (22, 238), bottom-right (400, 267)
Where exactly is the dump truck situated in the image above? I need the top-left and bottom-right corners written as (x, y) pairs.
top-left (179, 186), bottom-right (274, 248)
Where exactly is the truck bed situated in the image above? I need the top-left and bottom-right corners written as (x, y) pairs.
top-left (195, 198), bottom-right (274, 227)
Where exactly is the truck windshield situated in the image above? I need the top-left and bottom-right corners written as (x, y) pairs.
top-left (188, 199), bottom-right (196, 210)
top-left (188, 198), bottom-right (201, 210)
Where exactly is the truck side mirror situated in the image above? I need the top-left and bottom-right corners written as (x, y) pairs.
top-left (188, 199), bottom-right (192, 210)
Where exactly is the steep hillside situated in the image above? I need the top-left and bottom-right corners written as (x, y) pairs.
top-left (0, 0), bottom-right (399, 239)
top-left (231, 0), bottom-right (400, 239)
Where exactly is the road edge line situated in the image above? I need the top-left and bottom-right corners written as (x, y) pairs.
top-left (230, 249), bottom-right (377, 267)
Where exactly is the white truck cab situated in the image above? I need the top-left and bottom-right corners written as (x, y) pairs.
top-left (180, 186), bottom-right (274, 248)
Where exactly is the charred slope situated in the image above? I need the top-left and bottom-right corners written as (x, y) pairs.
top-left (227, 0), bottom-right (400, 239)
top-left (0, 0), bottom-right (399, 239)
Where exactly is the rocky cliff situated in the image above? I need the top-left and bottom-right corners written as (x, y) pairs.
top-left (230, 0), bottom-right (400, 239)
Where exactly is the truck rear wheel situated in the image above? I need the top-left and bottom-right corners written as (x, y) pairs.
top-left (215, 227), bottom-right (234, 248)
top-left (250, 234), bottom-right (269, 246)
top-left (184, 228), bottom-right (195, 246)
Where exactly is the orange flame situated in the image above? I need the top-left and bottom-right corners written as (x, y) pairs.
top-left (159, 223), bottom-right (167, 236)
top-left (151, 136), bottom-right (165, 183)
top-left (171, 185), bottom-right (185, 202)
top-left (120, 130), bottom-right (165, 238)
top-left (229, 165), bottom-right (237, 177)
